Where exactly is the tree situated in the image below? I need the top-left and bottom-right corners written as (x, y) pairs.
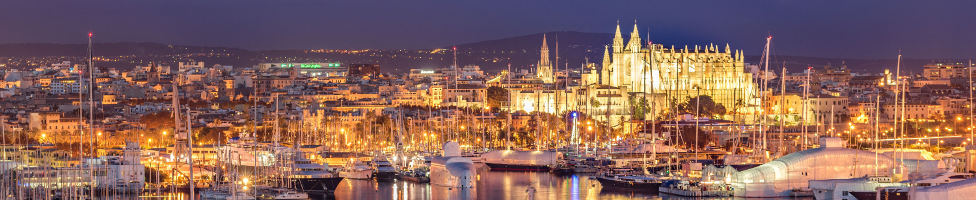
top-left (677, 95), bottom-right (727, 118)
top-left (486, 86), bottom-right (509, 109)
top-left (629, 96), bottom-right (650, 120)
top-left (140, 111), bottom-right (175, 130)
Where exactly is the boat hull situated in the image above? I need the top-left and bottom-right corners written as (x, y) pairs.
top-left (485, 163), bottom-right (550, 171)
top-left (850, 191), bottom-right (908, 200)
top-left (431, 157), bottom-right (476, 188)
top-left (339, 170), bottom-right (372, 180)
top-left (659, 186), bottom-right (732, 197)
top-left (595, 176), bottom-right (661, 193)
top-left (398, 173), bottom-right (431, 183)
top-left (550, 167), bottom-right (574, 175)
top-left (374, 171), bottom-right (397, 181)
top-left (289, 177), bottom-right (344, 193)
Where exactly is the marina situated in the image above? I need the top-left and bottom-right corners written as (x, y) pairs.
top-left (2, 2), bottom-right (976, 199)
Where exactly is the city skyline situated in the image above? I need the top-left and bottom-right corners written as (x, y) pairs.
top-left (3, 2), bottom-right (976, 199)
top-left (0, 0), bottom-right (974, 58)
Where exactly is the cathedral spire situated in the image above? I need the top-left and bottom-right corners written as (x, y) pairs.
top-left (725, 43), bottom-right (731, 54)
top-left (537, 34), bottom-right (553, 83)
top-left (602, 45), bottom-right (611, 67)
top-left (626, 22), bottom-right (641, 50)
top-left (613, 21), bottom-right (624, 52)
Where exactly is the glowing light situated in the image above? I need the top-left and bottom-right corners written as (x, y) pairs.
top-left (522, 99), bottom-right (535, 113)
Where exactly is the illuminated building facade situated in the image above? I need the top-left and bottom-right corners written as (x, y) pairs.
top-left (600, 23), bottom-right (757, 118)
top-left (508, 23), bottom-right (759, 127)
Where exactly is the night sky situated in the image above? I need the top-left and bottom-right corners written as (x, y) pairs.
top-left (1, 0), bottom-right (974, 58)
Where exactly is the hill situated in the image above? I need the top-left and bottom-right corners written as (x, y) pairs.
top-left (0, 34), bottom-right (947, 74)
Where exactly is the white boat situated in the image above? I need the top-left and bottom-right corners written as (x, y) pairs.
top-left (430, 142), bottom-right (476, 188)
top-left (224, 191), bottom-right (257, 200)
top-left (461, 151), bottom-right (485, 163)
top-left (659, 179), bottom-right (733, 197)
top-left (729, 137), bottom-right (902, 197)
top-left (201, 185), bottom-right (256, 200)
top-left (339, 160), bottom-right (373, 180)
top-left (842, 172), bottom-right (974, 200)
top-left (809, 176), bottom-right (904, 200)
top-left (284, 151), bottom-right (344, 192)
top-left (259, 188), bottom-right (309, 200)
top-left (219, 138), bottom-right (281, 168)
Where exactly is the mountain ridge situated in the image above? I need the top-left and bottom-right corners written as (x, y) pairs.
top-left (0, 32), bottom-right (948, 73)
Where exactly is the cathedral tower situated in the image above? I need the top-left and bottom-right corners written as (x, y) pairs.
top-left (537, 34), bottom-right (554, 83)
top-left (612, 22), bottom-right (624, 53)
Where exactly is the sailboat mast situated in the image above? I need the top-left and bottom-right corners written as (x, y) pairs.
top-left (87, 31), bottom-right (96, 199)
top-left (760, 35), bottom-right (772, 158)
top-left (969, 59), bottom-right (974, 146)
top-left (802, 66), bottom-right (810, 149)
top-left (780, 65), bottom-right (786, 153)
top-left (648, 41), bottom-right (657, 165)
top-left (507, 63), bottom-right (512, 150)
top-left (875, 92), bottom-right (881, 175)
top-left (452, 45), bottom-right (459, 142)
top-left (187, 108), bottom-right (195, 199)
top-left (894, 52), bottom-right (903, 163)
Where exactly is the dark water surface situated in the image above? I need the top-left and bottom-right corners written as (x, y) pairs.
top-left (332, 164), bottom-right (656, 200)
top-left (98, 164), bottom-right (812, 199)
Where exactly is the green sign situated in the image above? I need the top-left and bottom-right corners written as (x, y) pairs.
top-left (278, 63), bottom-right (340, 69)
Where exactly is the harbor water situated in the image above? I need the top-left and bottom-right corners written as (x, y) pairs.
top-left (84, 164), bottom-right (816, 199)
top-left (332, 165), bottom-right (654, 200)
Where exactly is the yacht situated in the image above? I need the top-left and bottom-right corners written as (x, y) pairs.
top-left (461, 151), bottom-right (485, 163)
top-left (200, 184), bottom-right (256, 200)
top-left (219, 137), bottom-right (281, 175)
top-left (597, 175), bottom-right (662, 193)
top-left (810, 176), bottom-right (904, 200)
top-left (258, 187), bottom-right (309, 200)
top-left (659, 179), bottom-right (733, 197)
top-left (283, 151), bottom-right (344, 193)
top-left (595, 168), bottom-right (662, 193)
top-left (397, 168), bottom-right (431, 183)
top-left (371, 156), bottom-right (397, 181)
top-left (339, 159), bottom-right (373, 180)
top-left (398, 155), bottom-right (431, 183)
top-left (93, 142), bottom-right (146, 194)
top-left (846, 172), bottom-right (974, 200)
top-left (429, 142), bottom-right (476, 188)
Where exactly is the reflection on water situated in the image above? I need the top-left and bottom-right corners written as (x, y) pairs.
top-left (103, 164), bottom-right (812, 199)
top-left (332, 164), bottom-right (657, 200)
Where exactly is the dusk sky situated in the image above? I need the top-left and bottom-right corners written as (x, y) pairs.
top-left (2, 0), bottom-right (974, 58)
